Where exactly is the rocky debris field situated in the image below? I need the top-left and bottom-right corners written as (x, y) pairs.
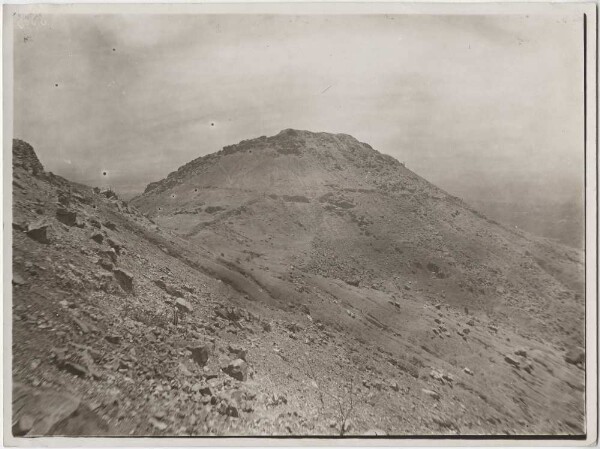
top-left (11, 134), bottom-right (586, 437)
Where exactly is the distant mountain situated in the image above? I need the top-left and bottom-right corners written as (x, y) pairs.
top-left (466, 198), bottom-right (584, 249)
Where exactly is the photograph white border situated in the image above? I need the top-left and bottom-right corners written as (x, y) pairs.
top-left (2, 2), bottom-right (597, 447)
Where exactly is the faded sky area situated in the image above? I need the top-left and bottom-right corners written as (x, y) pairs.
top-left (14, 14), bottom-right (584, 202)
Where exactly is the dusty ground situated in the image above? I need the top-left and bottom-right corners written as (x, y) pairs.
top-left (11, 132), bottom-right (586, 437)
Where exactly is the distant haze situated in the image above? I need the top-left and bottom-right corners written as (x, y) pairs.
top-left (14, 13), bottom-right (584, 207)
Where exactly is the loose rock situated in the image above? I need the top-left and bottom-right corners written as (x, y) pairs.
top-left (228, 344), bottom-right (248, 361)
top-left (12, 273), bottom-right (26, 286)
top-left (565, 347), bottom-right (585, 366)
top-left (56, 208), bottom-right (78, 227)
top-left (175, 298), bottom-right (193, 314)
top-left (112, 268), bottom-right (133, 293)
top-left (26, 220), bottom-right (51, 244)
top-left (421, 388), bottom-right (440, 400)
top-left (90, 232), bottom-right (104, 244)
top-left (188, 345), bottom-right (210, 367)
top-left (223, 359), bottom-right (248, 381)
top-left (504, 356), bottom-right (520, 369)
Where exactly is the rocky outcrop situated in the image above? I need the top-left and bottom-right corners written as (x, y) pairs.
top-left (12, 383), bottom-right (108, 436)
top-left (13, 139), bottom-right (44, 175)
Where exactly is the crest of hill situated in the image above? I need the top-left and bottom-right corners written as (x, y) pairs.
top-left (139, 129), bottom-right (407, 197)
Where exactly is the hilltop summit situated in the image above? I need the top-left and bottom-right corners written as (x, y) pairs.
top-left (139, 130), bottom-right (409, 196)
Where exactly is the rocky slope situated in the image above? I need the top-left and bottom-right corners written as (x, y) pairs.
top-left (12, 132), bottom-right (586, 437)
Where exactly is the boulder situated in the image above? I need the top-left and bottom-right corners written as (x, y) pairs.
top-left (215, 306), bottom-right (242, 322)
top-left (26, 220), bottom-right (51, 244)
top-left (72, 192), bottom-right (90, 205)
top-left (57, 194), bottom-right (70, 207)
top-left (12, 273), bottom-right (26, 286)
top-left (222, 359), bottom-right (248, 381)
top-left (101, 249), bottom-right (118, 264)
top-left (300, 304), bottom-right (310, 315)
top-left (429, 369), bottom-right (445, 383)
top-left (182, 284), bottom-right (196, 294)
top-left (107, 238), bottom-right (124, 255)
top-left (228, 344), bottom-right (248, 361)
top-left (60, 361), bottom-right (89, 378)
top-left (187, 345), bottom-right (210, 367)
top-left (421, 388), bottom-right (440, 400)
top-left (345, 278), bottom-right (360, 287)
top-left (72, 316), bottom-right (94, 334)
top-left (12, 383), bottom-right (108, 436)
top-left (13, 414), bottom-right (35, 436)
top-left (55, 208), bottom-right (78, 227)
top-left (165, 285), bottom-right (184, 298)
top-left (523, 361), bottom-right (535, 374)
top-left (515, 349), bottom-right (528, 358)
top-left (13, 221), bottom-right (27, 232)
top-left (103, 221), bottom-right (117, 230)
top-left (154, 279), bottom-right (184, 298)
top-left (191, 383), bottom-right (212, 396)
top-left (149, 417), bottom-right (167, 431)
top-left (565, 347), bottom-right (585, 366)
top-left (504, 355), bottom-right (520, 369)
top-left (112, 268), bottom-right (133, 293)
top-left (90, 232), bottom-right (104, 244)
top-left (175, 298), bottom-right (193, 314)
top-left (97, 258), bottom-right (113, 271)
top-left (105, 335), bottom-right (121, 345)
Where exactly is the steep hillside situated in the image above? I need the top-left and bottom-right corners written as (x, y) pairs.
top-left (133, 129), bottom-right (584, 349)
top-left (132, 130), bottom-right (586, 435)
top-left (12, 132), bottom-right (586, 438)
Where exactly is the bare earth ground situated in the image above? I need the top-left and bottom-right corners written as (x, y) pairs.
top-left (11, 131), bottom-right (585, 437)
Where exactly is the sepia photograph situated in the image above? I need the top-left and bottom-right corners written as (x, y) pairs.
top-left (3, 2), bottom-right (597, 445)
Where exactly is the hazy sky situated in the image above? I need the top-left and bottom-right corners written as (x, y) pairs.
top-left (14, 13), bottom-right (584, 201)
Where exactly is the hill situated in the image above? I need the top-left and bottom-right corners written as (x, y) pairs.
top-left (12, 132), bottom-right (585, 437)
top-left (132, 129), bottom-right (584, 348)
